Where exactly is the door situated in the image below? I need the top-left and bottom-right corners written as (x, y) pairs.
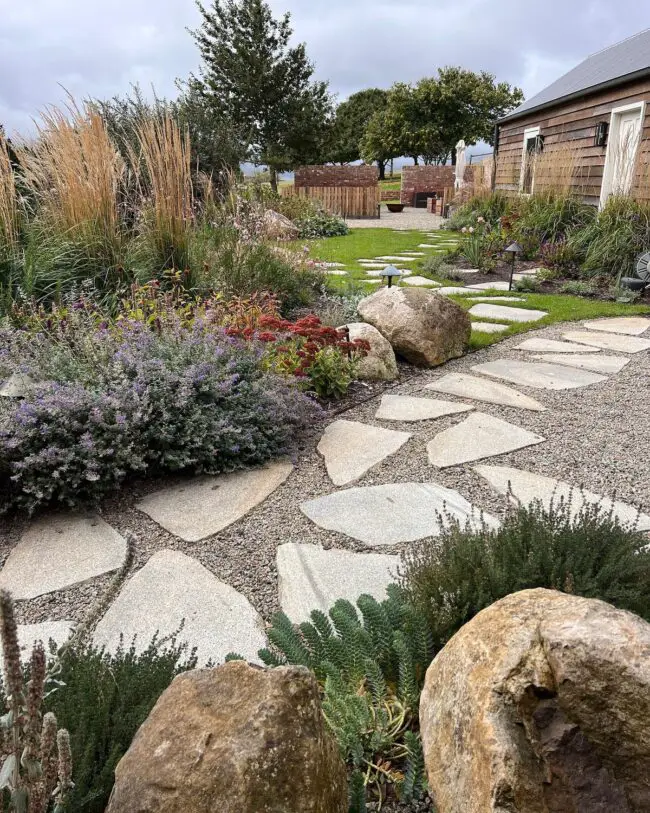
top-left (611, 111), bottom-right (642, 195)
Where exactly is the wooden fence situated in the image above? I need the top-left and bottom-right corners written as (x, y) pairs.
top-left (282, 185), bottom-right (380, 218)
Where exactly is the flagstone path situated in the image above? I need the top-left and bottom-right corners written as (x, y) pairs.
top-left (1, 316), bottom-right (649, 665)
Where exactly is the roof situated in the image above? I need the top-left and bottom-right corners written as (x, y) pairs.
top-left (501, 28), bottom-right (650, 123)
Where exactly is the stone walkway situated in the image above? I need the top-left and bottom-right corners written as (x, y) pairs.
top-left (345, 207), bottom-right (446, 230)
top-left (2, 316), bottom-right (649, 665)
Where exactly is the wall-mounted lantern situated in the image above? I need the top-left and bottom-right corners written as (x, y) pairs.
top-left (594, 121), bottom-right (609, 148)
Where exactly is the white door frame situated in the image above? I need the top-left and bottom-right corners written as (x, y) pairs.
top-left (599, 101), bottom-right (646, 208)
top-left (519, 126), bottom-right (540, 194)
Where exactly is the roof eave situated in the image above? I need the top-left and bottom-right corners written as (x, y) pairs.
top-left (498, 66), bottom-right (650, 125)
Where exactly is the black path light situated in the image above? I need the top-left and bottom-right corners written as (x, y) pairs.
top-left (503, 242), bottom-right (522, 291)
top-left (382, 265), bottom-right (403, 288)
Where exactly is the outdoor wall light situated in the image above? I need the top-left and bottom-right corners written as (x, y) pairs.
top-left (503, 242), bottom-right (522, 291)
top-left (594, 121), bottom-right (609, 148)
top-left (382, 265), bottom-right (403, 288)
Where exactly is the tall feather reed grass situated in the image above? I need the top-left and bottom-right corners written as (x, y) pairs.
top-left (0, 135), bottom-right (19, 253)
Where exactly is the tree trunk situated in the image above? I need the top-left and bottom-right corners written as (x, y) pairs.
top-left (451, 147), bottom-right (457, 166)
top-left (390, 158), bottom-right (394, 178)
top-left (269, 166), bottom-right (278, 194)
top-left (377, 160), bottom-right (386, 180)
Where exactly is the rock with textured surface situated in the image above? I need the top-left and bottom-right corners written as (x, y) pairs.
top-left (0, 372), bottom-right (34, 398)
top-left (344, 322), bottom-right (398, 381)
top-left (262, 210), bottom-right (299, 240)
top-left (357, 287), bottom-right (471, 366)
top-left (420, 589), bottom-right (650, 813)
top-left (106, 662), bottom-right (348, 813)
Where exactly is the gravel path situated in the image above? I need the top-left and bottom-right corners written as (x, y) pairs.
top-left (346, 207), bottom-right (446, 230)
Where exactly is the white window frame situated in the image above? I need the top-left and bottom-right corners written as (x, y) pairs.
top-left (519, 126), bottom-right (541, 194)
top-left (599, 101), bottom-right (646, 208)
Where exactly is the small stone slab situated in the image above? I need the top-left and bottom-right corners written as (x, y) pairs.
top-left (427, 412), bottom-right (545, 468)
top-left (324, 262), bottom-right (345, 268)
top-left (532, 354), bottom-right (630, 374)
top-left (358, 262), bottom-right (388, 268)
top-left (358, 260), bottom-right (386, 265)
top-left (277, 544), bottom-right (399, 623)
top-left (93, 550), bottom-right (267, 664)
top-left (425, 373), bottom-right (545, 412)
top-left (562, 330), bottom-right (650, 354)
top-left (469, 304), bottom-right (547, 323)
top-left (468, 296), bottom-right (525, 302)
top-left (516, 267), bottom-right (542, 275)
top-left (376, 394), bottom-right (473, 422)
top-left (473, 360), bottom-right (607, 390)
top-left (475, 465), bottom-right (650, 531)
top-left (0, 515), bottom-right (127, 600)
top-left (451, 269), bottom-right (480, 275)
top-left (364, 279), bottom-right (383, 285)
top-left (300, 483), bottom-right (499, 546)
top-left (0, 622), bottom-right (75, 670)
top-left (0, 373), bottom-right (33, 398)
top-left (466, 281), bottom-right (512, 291)
top-left (375, 256), bottom-right (416, 262)
top-left (326, 269), bottom-right (348, 276)
top-left (366, 268), bottom-right (411, 277)
top-left (418, 244), bottom-right (439, 248)
top-left (471, 322), bottom-right (510, 334)
top-left (138, 462), bottom-right (293, 542)
top-left (436, 286), bottom-right (474, 296)
top-left (402, 250), bottom-right (425, 255)
top-left (318, 420), bottom-right (411, 486)
top-left (514, 338), bottom-right (601, 353)
top-left (402, 276), bottom-right (440, 286)
top-left (583, 317), bottom-right (650, 336)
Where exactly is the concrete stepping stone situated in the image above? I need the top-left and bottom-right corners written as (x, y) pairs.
top-left (402, 275), bottom-right (440, 286)
top-left (475, 465), bottom-right (650, 531)
top-left (532, 353), bottom-right (630, 374)
top-left (375, 394), bottom-right (473, 422)
top-left (471, 322), bottom-right (510, 334)
top-left (466, 281), bottom-right (512, 291)
top-left (451, 269), bottom-right (480, 275)
top-left (583, 317), bottom-right (650, 336)
top-left (562, 330), bottom-right (650, 354)
top-left (358, 260), bottom-right (386, 265)
top-left (473, 360), bottom-right (607, 390)
top-left (468, 296), bottom-right (525, 302)
top-left (277, 544), bottom-right (399, 623)
top-left (425, 373), bottom-right (545, 412)
top-left (318, 420), bottom-right (411, 486)
top-left (364, 279), bottom-right (383, 285)
top-left (327, 269), bottom-right (348, 276)
top-left (427, 412), bottom-right (545, 468)
top-left (418, 244), bottom-right (439, 248)
top-left (0, 622), bottom-right (75, 670)
top-left (402, 250), bottom-right (425, 255)
top-left (514, 338), bottom-right (600, 353)
top-left (366, 268), bottom-right (411, 277)
top-left (436, 286), bottom-right (474, 296)
top-left (375, 256), bottom-right (416, 262)
top-left (137, 461), bottom-right (293, 542)
top-left (300, 483), bottom-right (499, 546)
top-left (469, 304), bottom-right (547, 323)
top-left (516, 267), bottom-right (542, 275)
top-left (0, 515), bottom-right (127, 600)
top-left (93, 550), bottom-right (266, 664)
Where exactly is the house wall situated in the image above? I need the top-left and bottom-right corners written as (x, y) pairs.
top-left (400, 165), bottom-right (473, 205)
top-left (294, 165), bottom-right (378, 188)
top-left (494, 77), bottom-right (650, 205)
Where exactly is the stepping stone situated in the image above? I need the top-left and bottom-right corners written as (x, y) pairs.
top-left (324, 262), bottom-right (345, 268)
top-left (436, 287), bottom-right (473, 296)
top-left (472, 360), bottom-right (607, 390)
top-left (376, 394), bottom-right (473, 422)
top-left (427, 412), bottom-right (545, 468)
top-left (0, 515), bottom-right (127, 600)
top-left (93, 550), bottom-right (267, 664)
top-left (468, 296), bottom-right (525, 302)
top-left (475, 465), bottom-right (650, 531)
top-left (317, 420), bottom-right (411, 486)
top-left (583, 317), bottom-right (650, 336)
top-left (1, 622), bottom-right (75, 670)
top-left (516, 267), bottom-right (542, 275)
top-left (300, 483), bottom-right (499, 546)
top-left (375, 256), bottom-right (416, 262)
top-left (532, 354), bottom-right (630, 374)
top-left (469, 304), bottom-right (547, 323)
top-left (359, 262), bottom-right (388, 268)
top-left (366, 268), bottom-right (411, 277)
top-left (277, 544), bottom-right (399, 624)
top-left (364, 279), bottom-right (383, 285)
top-left (467, 281), bottom-right (512, 291)
top-left (425, 373), bottom-right (546, 412)
top-left (418, 244), bottom-right (439, 248)
top-left (451, 269), bottom-right (480, 275)
top-left (402, 276), bottom-right (440, 286)
top-left (402, 251), bottom-right (425, 255)
top-left (562, 331), bottom-right (650, 354)
top-left (514, 338), bottom-right (601, 353)
top-left (327, 269), bottom-right (348, 276)
top-left (137, 461), bottom-right (293, 542)
top-left (471, 322), bottom-right (510, 334)
top-left (358, 259), bottom-right (386, 265)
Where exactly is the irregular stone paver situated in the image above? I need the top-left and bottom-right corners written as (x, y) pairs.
top-left (0, 622), bottom-right (75, 670)
top-left (469, 304), bottom-right (547, 323)
top-left (468, 296), bottom-right (525, 302)
top-left (137, 462), bottom-right (293, 542)
top-left (317, 420), bottom-right (411, 486)
top-left (475, 465), bottom-right (650, 531)
top-left (563, 330), bottom-right (650, 354)
top-left (418, 244), bottom-right (439, 249)
top-left (467, 281), bottom-right (512, 291)
top-left (583, 317), bottom-right (650, 336)
top-left (300, 483), bottom-right (499, 546)
top-left (93, 550), bottom-right (266, 664)
top-left (516, 267), bottom-right (542, 275)
top-left (436, 287), bottom-right (474, 296)
top-left (472, 360), bottom-right (607, 390)
top-left (364, 279), bottom-right (383, 285)
top-left (0, 515), bottom-right (127, 600)
top-left (0, 373), bottom-right (33, 398)
top-left (514, 338), bottom-right (601, 353)
top-left (324, 262), bottom-right (345, 268)
top-left (277, 544), bottom-right (399, 623)
top-left (326, 270), bottom-right (348, 276)
top-left (451, 269), bottom-right (480, 275)
top-left (425, 372), bottom-right (546, 412)
top-left (427, 412), bottom-right (545, 468)
top-left (358, 259), bottom-right (386, 265)
top-left (366, 268), bottom-right (411, 277)
top-left (402, 276), bottom-right (440, 286)
top-left (471, 322), bottom-right (510, 334)
top-left (375, 394), bottom-right (473, 422)
top-left (401, 251), bottom-right (425, 255)
top-left (532, 353), bottom-right (630, 374)
top-left (375, 255), bottom-right (416, 262)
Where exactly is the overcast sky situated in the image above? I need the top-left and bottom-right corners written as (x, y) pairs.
top-left (3, 0), bottom-right (650, 138)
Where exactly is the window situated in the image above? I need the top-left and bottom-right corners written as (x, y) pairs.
top-left (520, 127), bottom-right (544, 193)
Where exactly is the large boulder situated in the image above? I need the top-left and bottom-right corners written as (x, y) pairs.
top-left (263, 209), bottom-right (300, 240)
top-left (420, 589), bottom-right (650, 813)
top-left (357, 287), bottom-right (470, 366)
top-left (344, 322), bottom-right (398, 381)
top-left (106, 661), bottom-right (348, 813)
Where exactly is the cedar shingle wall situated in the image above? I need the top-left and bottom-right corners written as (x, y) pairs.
top-left (294, 165), bottom-right (378, 188)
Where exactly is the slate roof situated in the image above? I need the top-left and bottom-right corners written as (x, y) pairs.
top-left (502, 28), bottom-right (650, 122)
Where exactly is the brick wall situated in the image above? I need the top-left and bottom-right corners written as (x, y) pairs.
top-left (400, 165), bottom-right (473, 205)
top-left (380, 188), bottom-right (400, 201)
top-left (294, 165), bottom-right (379, 188)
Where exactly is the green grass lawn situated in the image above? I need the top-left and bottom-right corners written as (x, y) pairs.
top-left (379, 176), bottom-right (402, 192)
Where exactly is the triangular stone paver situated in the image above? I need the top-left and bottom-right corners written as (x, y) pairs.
top-left (468, 296), bottom-right (525, 302)
top-left (402, 276), bottom-right (440, 286)
top-left (475, 465), bottom-right (650, 531)
top-left (93, 550), bottom-right (266, 664)
top-left (583, 317), bottom-right (650, 336)
top-left (514, 338), bottom-right (601, 353)
top-left (277, 544), bottom-right (399, 623)
top-left (531, 353), bottom-right (630, 374)
top-left (137, 461), bottom-right (293, 542)
top-left (0, 515), bottom-right (127, 600)
top-left (300, 483), bottom-right (499, 546)
top-left (0, 373), bottom-right (33, 398)
top-left (375, 394), bottom-right (473, 422)
top-left (469, 304), bottom-right (547, 323)
top-left (471, 322), bottom-right (510, 334)
top-left (318, 420), bottom-right (411, 486)
top-left (466, 281), bottom-right (512, 291)
top-left (0, 622), bottom-right (75, 670)
top-left (436, 287), bottom-right (474, 296)
top-left (427, 412), bottom-right (545, 468)
top-left (473, 360), bottom-right (607, 390)
top-left (563, 330), bottom-right (650, 354)
top-left (425, 373), bottom-right (546, 412)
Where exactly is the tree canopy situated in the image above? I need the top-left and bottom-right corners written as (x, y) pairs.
top-left (327, 88), bottom-right (388, 164)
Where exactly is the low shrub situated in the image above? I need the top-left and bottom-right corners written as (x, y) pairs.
top-left (459, 220), bottom-right (503, 271)
top-left (294, 210), bottom-right (349, 239)
top-left (513, 276), bottom-right (542, 293)
top-left (559, 280), bottom-right (598, 297)
top-left (421, 254), bottom-right (466, 281)
top-left (539, 238), bottom-right (582, 278)
top-left (447, 193), bottom-right (510, 230)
